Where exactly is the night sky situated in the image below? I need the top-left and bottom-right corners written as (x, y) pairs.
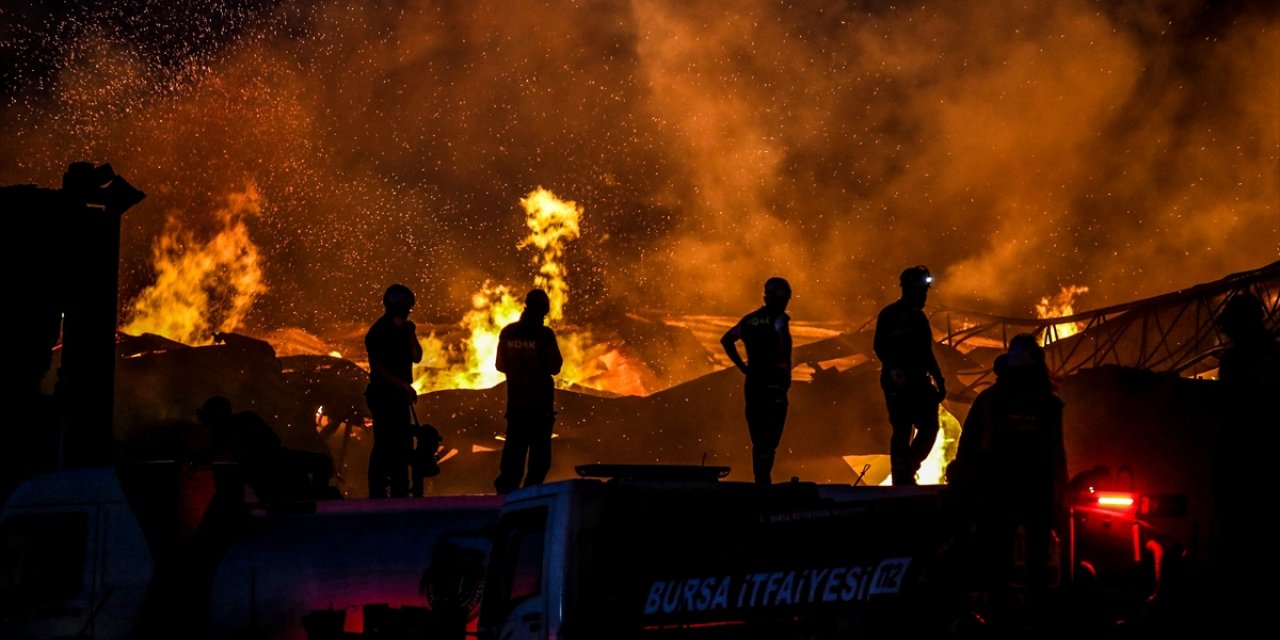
top-left (2, 0), bottom-right (1277, 335)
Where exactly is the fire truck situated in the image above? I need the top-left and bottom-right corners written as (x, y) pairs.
top-left (0, 462), bottom-right (502, 640)
top-left (477, 464), bottom-right (963, 640)
top-left (0, 462), bottom-right (1192, 639)
top-left (475, 464), bottom-right (1198, 639)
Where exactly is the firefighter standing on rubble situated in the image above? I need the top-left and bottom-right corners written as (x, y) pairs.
top-left (874, 265), bottom-right (948, 486)
top-left (493, 289), bottom-right (564, 495)
top-left (365, 284), bottom-right (423, 498)
top-left (722, 277), bottom-right (794, 485)
top-left (947, 334), bottom-right (1067, 627)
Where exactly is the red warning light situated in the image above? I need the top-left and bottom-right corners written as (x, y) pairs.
top-left (1093, 491), bottom-right (1136, 510)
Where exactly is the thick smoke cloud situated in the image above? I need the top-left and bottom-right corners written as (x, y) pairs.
top-left (1, 0), bottom-right (1275, 334)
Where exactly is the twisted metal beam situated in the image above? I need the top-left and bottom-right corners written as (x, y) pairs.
top-left (933, 261), bottom-right (1279, 400)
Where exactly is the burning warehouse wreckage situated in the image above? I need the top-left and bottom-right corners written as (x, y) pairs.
top-left (84, 258), bottom-right (1280, 504)
top-left (3, 172), bottom-right (1278, 637)
top-left (6, 256), bottom-right (1275, 639)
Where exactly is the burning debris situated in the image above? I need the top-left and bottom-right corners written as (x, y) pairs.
top-left (1036, 284), bottom-right (1091, 344)
top-left (114, 183), bottom-right (668, 399)
top-left (7, 160), bottom-right (1279, 508)
top-left (25, 167), bottom-right (1276, 499)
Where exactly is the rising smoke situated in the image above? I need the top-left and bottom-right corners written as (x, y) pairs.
top-left (2, 0), bottom-right (1276, 333)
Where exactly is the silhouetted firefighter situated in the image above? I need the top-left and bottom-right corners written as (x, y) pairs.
top-left (365, 283), bottom-right (423, 498)
top-left (2, 162), bottom-right (143, 493)
top-left (948, 334), bottom-right (1066, 630)
top-left (1215, 292), bottom-right (1280, 387)
top-left (721, 277), bottom-right (793, 485)
top-left (1211, 292), bottom-right (1280, 633)
top-left (874, 265), bottom-right (947, 486)
top-left (493, 289), bottom-right (563, 495)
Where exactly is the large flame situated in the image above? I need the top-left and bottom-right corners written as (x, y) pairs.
top-left (918, 407), bottom-right (963, 485)
top-left (416, 282), bottom-right (524, 391)
top-left (518, 187), bottom-right (582, 321)
top-left (1035, 284), bottom-right (1090, 344)
top-left (117, 181), bottom-right (649, 396)
top-left (879, 406), bottom-right (963, 486)
top-left (121, 183), bottom-right (267, 344)
top-left (412, 188), bottom-right (651, 397)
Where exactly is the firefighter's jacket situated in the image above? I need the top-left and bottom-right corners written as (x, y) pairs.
top-left (954, 369), bottom-right (1067, 510)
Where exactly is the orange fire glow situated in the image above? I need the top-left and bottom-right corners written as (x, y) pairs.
top-left (880, 405), bottom-right (962, 486)
top-left (416, 281), bottom-right (525, 391)
top-left (1035, 284), bottom-right (1090, 345)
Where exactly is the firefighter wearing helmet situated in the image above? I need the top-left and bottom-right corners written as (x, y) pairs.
top-left (1215, 292), bottom-right (1279, 386)
top-left (493, 289), bottom-right (564, 495)
top-left (949, 334), bottom-right (1066, 624)
top-left (874, 265), bottom-right (948, 486)
top-left (364, 283), bottom-right (424, 498)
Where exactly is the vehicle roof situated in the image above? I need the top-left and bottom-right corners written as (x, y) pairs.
top-left (502, 476), bottom-right (947, 506)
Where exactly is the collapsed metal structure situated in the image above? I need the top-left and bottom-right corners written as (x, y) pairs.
top-left (934, 260), bottom-right (1280, 401)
